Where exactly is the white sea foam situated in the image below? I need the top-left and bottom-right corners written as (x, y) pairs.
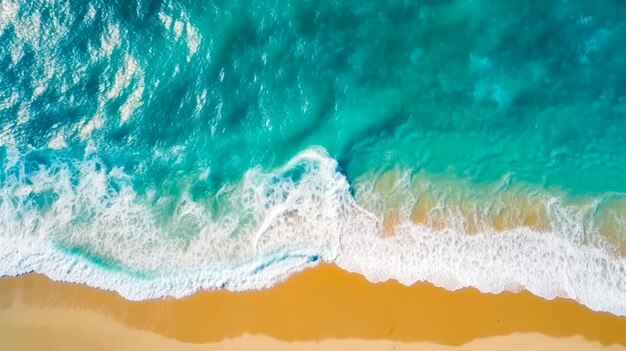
top-left (173, 20), bottom-right (184, 41)
top-left (47, 131), bottom-right (67, 149)
top-left (106, 55), bottom-right (140, 100)
top-left (1, 147), bottom-right (626, 316)
top-left (0, 0), bottom-right (19, 36)
top-left (186, 22), bottom-right (200, 61)
top-left (158, 7), bottom-right (201, 61)
top-left (100, 23), bottom-right (121, 58)
top-left (158, 11), bottom-right (173, 32)
top-left (0, 148), bottom-right (344, 297)
top-left (0, 91), bottom-right (19, 111)
top-left (119, 74), bottom-right (144, 124)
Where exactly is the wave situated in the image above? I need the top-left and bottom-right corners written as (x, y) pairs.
top-left (1, 147), bottom-right (626, 316)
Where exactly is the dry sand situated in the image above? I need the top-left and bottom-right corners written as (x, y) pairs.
top-left (1, 264), bottom-right (625, 350)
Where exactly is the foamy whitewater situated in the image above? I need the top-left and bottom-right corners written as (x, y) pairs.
top-left (2, 0), bottom-right (626, 315)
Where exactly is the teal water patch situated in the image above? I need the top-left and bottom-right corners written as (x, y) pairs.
top-left (59, 244), bottom-right (151, 280)
top-left (2, 0), bottom-right (626, 198)
top-left (251, 252), bottom-right (321, 275)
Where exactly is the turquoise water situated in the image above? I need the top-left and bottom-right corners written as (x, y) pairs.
top-left (2, 0), bottom-right (626, 314)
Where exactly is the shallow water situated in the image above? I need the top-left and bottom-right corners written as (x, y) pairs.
top-left (1, 0), bottom-right (626, 315)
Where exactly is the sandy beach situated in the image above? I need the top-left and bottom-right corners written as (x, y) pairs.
top-left (1, 264), bottom-right (626, 350)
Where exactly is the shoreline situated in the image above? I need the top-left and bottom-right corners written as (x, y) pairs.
top-left (2, 264), bottom-right (626, 349)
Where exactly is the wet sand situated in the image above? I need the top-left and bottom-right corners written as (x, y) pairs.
top-left (1, 264), bottom-right (626, 350)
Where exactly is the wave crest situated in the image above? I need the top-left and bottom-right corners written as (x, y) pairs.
top-left (1, 147), bottom-right (626, 316)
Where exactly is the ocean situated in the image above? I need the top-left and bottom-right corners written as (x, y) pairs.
top-left (1, 0), bottom-right (626, 314)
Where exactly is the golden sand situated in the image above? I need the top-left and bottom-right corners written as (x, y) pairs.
top-left (2, 304), bottom-right (623, 351)
top-left (1, 264), bottom-right (626, 350)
